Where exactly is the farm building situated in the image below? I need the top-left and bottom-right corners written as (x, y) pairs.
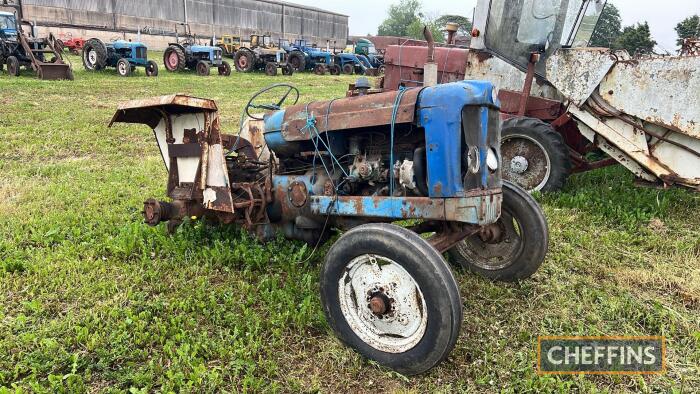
top-left (13, 0), bottom-right (348, 49)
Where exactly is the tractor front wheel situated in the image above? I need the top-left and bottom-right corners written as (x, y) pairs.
top-left (233, 50), bottom-right (255, 73)
top-left (145, 60), bottom-right (159, 77)
top-left (341, 63), bottom-right (354, 75)
top-left (6, 56), bottom-right (19, 77)
top-left (313, 64), bottom-right (326, 75)
top-left (196, 60), bottom-right (211, 76)
top-left (163, 45), bottom-right (186, 72)
top-left (448, 181), bottom-right (548, 282)
top-left (281, 63), bottom-right (293, 76)
top-left (218, 60), bottom-right (232, 76)
top-left (265, 62), bottom-right (278, 76)
top-left (321, 223), bottom-right (463, 375)
top-left (116, 58), bottom-right (131, 77)
top-left (500, 117), bottom-right (571, 192)
top-left (328, 64), bottom-right (341, 75)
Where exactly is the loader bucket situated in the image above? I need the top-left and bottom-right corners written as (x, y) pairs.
top-left (36, 63), bottom-right (73, 80)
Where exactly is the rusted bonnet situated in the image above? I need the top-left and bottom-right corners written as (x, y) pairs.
top-left (109, 95), bottom-right (218, 128)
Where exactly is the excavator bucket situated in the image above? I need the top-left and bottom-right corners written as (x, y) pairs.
top-left (35, 62), bottom-right (73, 80)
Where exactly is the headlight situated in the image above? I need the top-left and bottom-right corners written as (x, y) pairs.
top-left (486, 148), bottom-right (498, 171)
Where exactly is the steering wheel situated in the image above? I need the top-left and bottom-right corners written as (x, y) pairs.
top-left (245, 83), bottom-right (300, 120)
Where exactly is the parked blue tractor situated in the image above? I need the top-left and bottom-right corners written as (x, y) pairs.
top-left (335, 53), bottom-right (378, 76)
top-left (111, 80), bottom-right (549, 376)
top-left (163, 24), bottom-right (230, 77)
top-left (283, 39), bottom-right (340, 75)
top-left (82, 38), bottom-right (158, 77)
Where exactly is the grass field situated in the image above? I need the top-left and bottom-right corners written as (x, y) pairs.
top-left (1, 54), bottom-right (699, 393)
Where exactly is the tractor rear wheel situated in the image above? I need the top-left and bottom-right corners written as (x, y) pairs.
top-left (82, 38), bottom-right (107, 71)
top-left (500, 117), bottom-right (571, 192)
top-left (320, 223), bottom-right (462, 375)
top-left (281, 63), bottom-right (293, 76)
top-left (116, 58), bottom-right (132, 77)
top-left (218, 60), bottom-right (232, 76)
top-left (288, 51), bottom-right (306, 71)
top-left (6, 56), bottom-right (19, 77)
top-left (342, 63), bottom-right (354, 75)
top-left (448, 181), bottom-right (548, 282)
top-left (328, 64), bottom-right (341, 75)
top-left (265, 62), bottom-right (278, 76)
top-left (313, 64), bottom-right (326, 75)
top-left (163, 45), bottom-right (186, 72)
top-left (196, 60), bottom-right (211, 76)
top-left (234, 50), bottom-right (255, 73)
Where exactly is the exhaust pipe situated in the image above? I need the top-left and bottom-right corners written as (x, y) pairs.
top-left (423, 26), bottom-right (438, 87)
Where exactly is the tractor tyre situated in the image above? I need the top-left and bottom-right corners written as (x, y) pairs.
top-left (233, 50), bottom-right (255, 73)
top-left (0, 58), bottom-right (4, 73)
top-left (281, 63), bottom-right (294, 76)
top-left (145, 60), bottom-right (159, 77)
top-left (313, 64), bottom-right (326, 75)
top-left (378, 64), bottom-right (386, 75)
top-left (82, 38), bottom-right (107, 71)
top-left (500, 117), bottom-right (571, 192)
top-left (448, 181), bottom-right (548, 282)
top-left (6, 56), bottom-right (19, 77)
top-left (196, 60), bottom-right (211, 76)
top-left (341, 63), bottom-right (354, 75)
top-left (116, 58), bottom-right (132, 77)
top-left (163, 45), bottom-right (186, 72)
top-left (265, 62), bottom-right (278, 76)
top-left (288, 51), bottom-right (306, 71)
top-left (218, 60), bottom-right (232, 76)
top-left (320, 223), bottom-right (463, 376)
top-left (71, 48), bottom-right (80, 56)
top-left (328, 64), bottom-right (341, 75)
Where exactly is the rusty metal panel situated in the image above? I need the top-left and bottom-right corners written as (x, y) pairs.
top-left (280, 88), bottom-right (421, 141)
top-left (310, 194), bottom-right (502, 225)
top-left (383, 45), bottom-right (470, 90)
top-left (545, 48), bottom-right (618, 106)
top-left (599, 55), bottom-right (700, 138)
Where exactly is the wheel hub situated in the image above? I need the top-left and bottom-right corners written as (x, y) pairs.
top-left (88, 50), bottom-right (96, 64)
top-left (510, 155), bottom-right (529, 174)
top-left (339, 254), bottom-right (427, 353)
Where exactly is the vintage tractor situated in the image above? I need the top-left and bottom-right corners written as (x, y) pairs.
top-left (283, 39), bottom-right (341, 75)
top-left (110, 81), bottom-right (549, 374)
top-left (0, 5), bottom-right (73, 80)
top-left (354, 38), bottom-right (385, 74)
top-left (381, 0), bottom-right (700, 193)
top-left (335, 52), bottom-right (377, 76)
top-left (214, 34), bottom-right (241, 58)
top-left (56, 34), bottom-right (85, 55)
top-left (233, 35), bottom-right (294, 76)
top-left (81, 38), bottom-right (158, 77)
top-left (163, 24), bottom-right (230, 77)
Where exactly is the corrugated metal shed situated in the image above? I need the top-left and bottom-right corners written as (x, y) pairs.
top-left (17, 0), bottom-right (348, 46)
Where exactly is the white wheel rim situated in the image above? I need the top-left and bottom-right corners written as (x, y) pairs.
top-left (501, 133), bottom-right (552, 192)
top-left (88, 49), bottom-right (96, 65)
top-left (338, 254), bottom-right (427, 353)
top-left (118, 62), bottom-right (127, 74)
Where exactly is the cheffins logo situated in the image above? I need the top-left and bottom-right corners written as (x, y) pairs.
top-left (538, 336), bottom-right (666, 375)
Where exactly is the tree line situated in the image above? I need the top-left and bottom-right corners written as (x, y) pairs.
top-left (377, 0), bottom-right (700, 55)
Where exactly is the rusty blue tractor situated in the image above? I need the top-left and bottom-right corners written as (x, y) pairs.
top-left (110, 80), bottom-right (548, 375)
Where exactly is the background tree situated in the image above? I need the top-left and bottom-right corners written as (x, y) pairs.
top-left (434, 15), bottom-right (472, 36)
top-left (378, 0), bottom-right (445, 42)
top-left (614, 22), bottom-right (657, 54)
top-left (589, 3), bottom-right (622, 47)
top-left (675, 15), bottom-right (700, 45)
top-left (378, 0), bottom-right (421, 37)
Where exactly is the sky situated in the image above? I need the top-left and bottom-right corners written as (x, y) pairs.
top-left (291, 0), bottom-right (700, 51)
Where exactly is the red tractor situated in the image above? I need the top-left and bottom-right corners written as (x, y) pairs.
top-left (56, 34), bottom-right (85, 55)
